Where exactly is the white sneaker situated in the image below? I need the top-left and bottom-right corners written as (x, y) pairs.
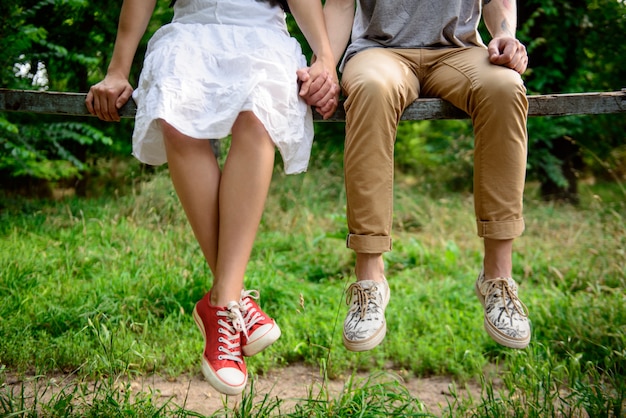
top-left (475, 270), bottom-right (531, 349)
top-left (343, 278), bottom-right (390, 352)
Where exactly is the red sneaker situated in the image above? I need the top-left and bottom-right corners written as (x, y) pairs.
top-left (239, 289), bottom-right (281, 356)
top-left (193, 292), bottom-right (247, 395)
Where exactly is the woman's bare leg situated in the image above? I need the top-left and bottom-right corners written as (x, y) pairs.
top-left (161, 113), bottom-right (275, 306)
top-left (211, 111), bottom-right (275, 306)
top-left (162, 120), bottom-right (220, 274)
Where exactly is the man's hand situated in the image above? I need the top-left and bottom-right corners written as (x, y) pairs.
top-left (488, 36), bottom-right (528, 75)
top-left (85, 74), bottom-right (134, 122)
top-left (297, 60), bottom-right (339, 120)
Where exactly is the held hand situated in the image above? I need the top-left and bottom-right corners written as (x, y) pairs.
top-left (298, 59), bottom-right (339, 120)
top-left (488, 37), bottom-right (528, 75)
top-left (85, 74), bottom-right (134, 122)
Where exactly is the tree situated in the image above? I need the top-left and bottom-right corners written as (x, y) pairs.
top-left (0, 0), bottom-right (173, 196)
top-left (517, 0), bottom-right (626, 202)
top-left (2, 1), bottom-right (624, 199)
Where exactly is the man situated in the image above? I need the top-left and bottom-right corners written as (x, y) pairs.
top-left (302, 0), bottom-right (531, 352)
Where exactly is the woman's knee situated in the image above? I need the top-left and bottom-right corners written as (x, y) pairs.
top-left (160, 119), bottom-right (214, 155)
top-left (231, 112), bottom-right (274, 152)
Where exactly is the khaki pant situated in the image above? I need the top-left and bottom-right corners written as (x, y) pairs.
top-left (341, 47), bottom-right (528, 253)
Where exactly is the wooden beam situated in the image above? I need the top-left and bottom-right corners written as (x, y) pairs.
top-left (1, 88), bottom-right (625, 121)
top-left (0, 89), bottom-right (138, 118)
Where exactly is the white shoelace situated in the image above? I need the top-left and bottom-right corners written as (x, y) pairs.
top-left (216, 302), bottom-right (246, 362)
top-left (239, 289), bottom-right (265, 335)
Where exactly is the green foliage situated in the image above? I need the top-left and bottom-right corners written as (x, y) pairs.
top-left (516, 0), bottom-right (626, 193)
top-left (0, 4), bottom-right (41, 88)
top-left (519, 0), bottom-right (626, 93)
top-left (395, 119), bottom-right (475, 193)
top-left (1, 165), bottom-right (624, 416)
top-left (2, 0), bottom-right (626, 197)
top-left (465, 344), bottom-right (625, 417)
top-left (0, 0), bottom-right (174, 186)
top-left (287, 373), bottom-right (431, 417)
top-left (0, 374), bottom-right (187, 417)
top-left (0, 119), bottom-right (113, 181)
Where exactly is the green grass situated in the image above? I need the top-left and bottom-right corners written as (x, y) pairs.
top-left (1, 158), bottom-right (625, 416)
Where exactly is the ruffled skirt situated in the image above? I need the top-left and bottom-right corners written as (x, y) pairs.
top-left (131, 1), bottom-right (313, 174)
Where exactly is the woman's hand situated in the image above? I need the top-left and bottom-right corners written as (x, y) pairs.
top-left (85, 73), bottom-right (134, 122)
top-left (297, 57), bottom-right (339, 119)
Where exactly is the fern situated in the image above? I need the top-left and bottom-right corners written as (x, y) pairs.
top-left (0, 118), bottom-right (114, 181)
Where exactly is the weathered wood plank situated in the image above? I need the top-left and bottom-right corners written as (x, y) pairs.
top-left (1, 88), bottom-right (625, 121)
top-left (326, 90), bottom-right (626, 121)
top-left (0, 89), bottom-right (138, 118)
top-left (526, 90), bottom-right (626, 117)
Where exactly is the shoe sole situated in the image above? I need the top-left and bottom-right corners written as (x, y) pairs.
top-left (474, 282), bottom-right (530, 349)
top-left (343, 323), bottom-right (387, 352)
top-left (242, 324), bottom-right (282, 357)
top-left (342, 281), bottom-right (391, 352)
top-left (192, 306), bottom-right (247, 396)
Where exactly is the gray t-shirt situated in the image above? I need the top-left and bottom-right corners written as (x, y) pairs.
top-left (342, 0), bottom-right (485, 69)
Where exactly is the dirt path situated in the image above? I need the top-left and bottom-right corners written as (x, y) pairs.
top-left (4, 365), bottom-right (484, 416)
top-left (129, 365), bottom-right (482, 416)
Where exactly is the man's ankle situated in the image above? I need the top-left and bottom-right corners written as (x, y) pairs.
top-left (355, 253), bottom-right (385, 282)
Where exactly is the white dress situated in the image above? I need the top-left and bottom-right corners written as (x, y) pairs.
top-left (131, 0), bottom-right (314, 174)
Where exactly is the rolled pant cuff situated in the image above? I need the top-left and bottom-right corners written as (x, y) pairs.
top-left (346, 234), bottom-right (392, 253)
top-left (476, 218), bottom-right (525, 240)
